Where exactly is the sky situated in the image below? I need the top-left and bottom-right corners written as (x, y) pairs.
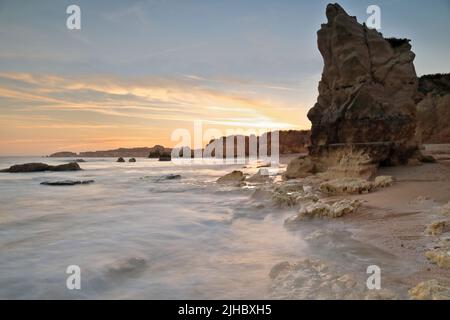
top-left (0, 0), bottom-right (449, 155)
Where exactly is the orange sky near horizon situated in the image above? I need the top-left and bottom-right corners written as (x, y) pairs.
top-left (0, 72), bottom-right (315, 156)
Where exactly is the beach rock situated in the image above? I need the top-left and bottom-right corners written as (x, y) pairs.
top-left (117, 157), bottom-right (125, 163)
top-left (217, 170), bottom-right (245, 184)
top-left (41, 180), bottom-right (94, 186)
top-left (409, 280), bottom-right (450, 300)
top-left (285, 156), bottom-right (316, 179)
top-left (407, 158), bottom-right (422, 166)
top-left (0, 162), bottom-right (81, 173)
top-left (425, 249), bottom-right (450, 269)
top-left (285, 199), bottom-right (361, 224)
top-left (319, 176), bottom-right (393, 195)
top-left (418, 154), bottom-right (437, 163)
top-left (373, 175), bottom-right (394, 188)
top-left (129, 158), bottom-right (136, 163)
top-left (271, 190), bottom-right (319, 208)
top-left (425, 221), bottom-right (446, 236)
top-left (163, 174), bottom-right (181, 180)
top-left (269, 261), bottom-right (292, 279)
top-left (72, 159), bottom-right (86, 163)
top-left (51, 163), bottom-right (82, 172)
top-left (294, 4), bottom-right (419, 179)
top-left (246, 169), bottom-right (271, 183)
top-left (320, 178), bottom-right (373, 195)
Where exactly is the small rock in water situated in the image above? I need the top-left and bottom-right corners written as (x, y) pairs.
top-left (117, 157), bottom-right (125, 163)
top-left (217, 170), bottom-right (245, 184)
top-left (106, 257), bottom-right (147, 277)
top-left (40, 180), bottom-right (95, 186)
top-left (163, 174), bottom-right (181, 180)
top-left (1, 162), bottom-right (81, 173)
top-left (129, 158), bottom-right (136, 163)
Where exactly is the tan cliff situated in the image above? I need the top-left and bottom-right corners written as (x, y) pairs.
top-left (416, 73), bottom-right (450, 144)
top-left (287, 3), bottom-right (425, 179)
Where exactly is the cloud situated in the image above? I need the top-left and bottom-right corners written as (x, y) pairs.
top-left (0, 72), bottom-right (309, 154)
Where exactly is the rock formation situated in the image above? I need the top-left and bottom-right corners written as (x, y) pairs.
top-left (204, 130), bottom-right (310, 158)
top-left (0, 162), bottom-right (81, 173)
top-left (40, 180), bottom-right (94, 186)
top-left (416, 73), bottom-right (450, 143)
top-left (288, 3), bottom-right (421, 179)
top-left (117, 157), bottom-right (125, 163)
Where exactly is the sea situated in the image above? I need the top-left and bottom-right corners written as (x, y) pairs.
top-left (0, 157), bottom-right (412, 299)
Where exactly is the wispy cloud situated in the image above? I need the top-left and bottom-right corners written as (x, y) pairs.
top-left (0, 72), bottom-right (308, 154)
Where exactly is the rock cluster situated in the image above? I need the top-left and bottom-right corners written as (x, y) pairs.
top-left (285, 199), bottom-right (361, 224)
top-left (41, 180), bottom-right (94, 186)
top-left (319, 176), bottom-right (394, 195)
top-left (269, 258), bottom-right (397, 300)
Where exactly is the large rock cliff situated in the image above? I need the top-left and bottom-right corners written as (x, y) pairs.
top-left (287, 3), bottom-right (422, 179)
top-left (416, 74), bottom-right (450, 143)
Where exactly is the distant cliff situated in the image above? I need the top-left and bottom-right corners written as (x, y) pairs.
top-left (203, 130), bottom-right (311, 157)
top-left (49, 146), bottom-right (170, 158)
top-left (49, 131), bottom-right (311, 158)
top-left (416, 73), bottom-right (450, 143)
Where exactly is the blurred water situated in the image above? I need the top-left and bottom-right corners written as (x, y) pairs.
top-left (0, 157), bottom-right (307, 299)
top-left (0, 157), bottom-right (415, 299)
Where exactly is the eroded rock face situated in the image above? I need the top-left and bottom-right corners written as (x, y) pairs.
top-left (416, 74), bottom-right (450, 143)
top-left (307, 4), bottom-right (419, 169)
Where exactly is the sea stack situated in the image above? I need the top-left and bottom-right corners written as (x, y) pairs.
top-left (287, 3), bottom-right (421, 179)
